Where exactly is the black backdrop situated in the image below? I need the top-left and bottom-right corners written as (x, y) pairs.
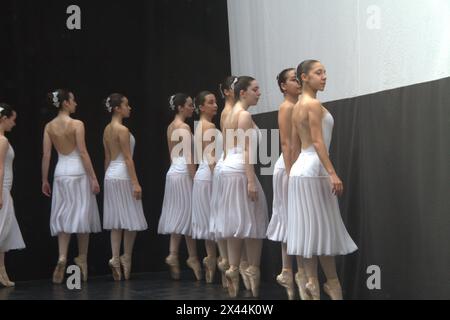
top-left (0, 0), bottom-right (232, 282)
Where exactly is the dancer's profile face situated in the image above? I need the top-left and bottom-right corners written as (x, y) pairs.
top-left (1, 111), bottom-right (17, 132)
top-left (243, 80), bottom-right (261, 106)
top-left (180, 97), bottom-right (194, 118)
top-left (283, 70), bottom-right (302, 96)
top-left (117, 97), bottom-right (131, 118)
top-left (200, 94), bottom-right (218, 117)
top-left (305, 62), bottom-right (327, 92)
top-left (64, 92), bottom-right (77, 114)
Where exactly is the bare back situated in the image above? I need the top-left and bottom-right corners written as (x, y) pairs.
top-left (103, 123), bottom-right (128, 161)
top-left (167, 119), bottom-right (192, 158)
top-left (46, 117), bottom-right (78, 155)
top-left (292, 95), bottom-right (327, 150)
top-left (223, 105), bottom-right (257, 152)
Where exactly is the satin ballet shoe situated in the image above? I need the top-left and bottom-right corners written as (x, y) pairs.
top-left (108, 257), bottom-right (122, 281)
top-left (52, 258), bottom-right (67, 284)
top-left (165, 255), bottom-right (180, 280)
top-left (217, 257), bottom-right (229, 288)
top-left (203, 256), bottom-right (216, 284)
top-left (120, 255), bottom-right (132, 281)
top-left (295, 270), bottom-right (311, 300)
top-left (0, 266), bottom-right (15, 287)
top-left (323, 278), bottom-right (343, 300)
top-left (74, 256), bottom-right (88, 282)
top-left (186, 257), bottom-right (203, 281)
top-left (244, 265), bottom-right (261, 298)
top-left (225, 267), bottom-right (240, 298)
top-left (276, 269), bottom-right (295, 300)
top-left (305, 278), bottom-right (321, 300)
top-left (239, 261), bottom-right (251, 291)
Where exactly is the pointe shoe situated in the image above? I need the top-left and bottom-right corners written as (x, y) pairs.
top-left (74, 256), bottom-right (88, 282)
top-left (244, 265), bottom-right (261, 298)
top-left (276, 269), bottom-right (295, 300)
top-left (52, 258), bottom-right (67, 284)
top-left (108, 257), bottom-right (122, 281)
top-left (225, 267), bottom-right (240, 298)
top-left (120, 255), bottom-right (132, 281)
top-left (203, 257), bottom-right (216, 284)
top-left (295, 270), bottom-right (312, 300)
top-left (217, 257), bottom-right (229, 288)
top-left (323, 278), bottom-right (343, 300)
top-left (305, 278), bottom-right (321, 300)
top-left (186, 257), bottom-right (203, 281)
top-left (165, 255), bottom-right (180, 280)
top-left (239, 261), bottom-right (251, 291)
top-left (0, 266), bottom-right (15, 287)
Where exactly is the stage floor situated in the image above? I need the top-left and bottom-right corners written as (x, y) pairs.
top-left (0, 271), bottom-right (290, 300)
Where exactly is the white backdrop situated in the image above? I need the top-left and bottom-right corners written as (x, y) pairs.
top-left (227, 0), bottom-right (450, 114)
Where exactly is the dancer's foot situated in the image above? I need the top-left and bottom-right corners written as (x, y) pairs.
top-left (305, 277), bottom-right (320, 300)
top-left (244, 265), bottom-right (261, 298)
top-left (203, 256), bottom-right (216, 284)
top-left (165, 255), bottom-right (180, 280)
top-left (217, 257), bottom-right (229, 288)
top-left (186, 257), bottom-right (202, 281)
top-left (239, 261), bottom-right (251, 291)
top-left (108, 257), bottom-right (122, 281)
top-left (295, 269), bottom-right (311, 300)
top-left (323, 278), bottom-right (343, 300)
top-left (120, 254), bottom-right (132, 281)
top-left (276, 269), bottom-right (295, 300)
top-left (0, 266), bottom-right (15, 287)
top-left (52, 258), bottom-right (67, 284)
top-left (74, 256), bottom-right (88, 282)
top-left (225, 266), bottom-right (240, 298)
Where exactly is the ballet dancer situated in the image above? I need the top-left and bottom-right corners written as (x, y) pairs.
top-left (102, 93), bottom-right (148, 281)
top-left (0, 103), bottom-right (25, 287)
top-left (287, 60), bottom-right (358, 300)
top-left (42, 89), bottom-right (102, 284)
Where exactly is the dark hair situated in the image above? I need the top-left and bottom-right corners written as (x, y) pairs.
top-left (277, 68), bottom-right (295, 93)
top-left (219, 76), bottom-right (238, 99)
top-left (47, 89), bottom-right (71, 109)
top-left (194, 91), bottom-right (214, 115)
top-left (0, 103), bottom-right (15, 118)
top-left (104, 93), bottom-right (125, 113)
top-left (233, 76), bottom-right (256, 100)
top-left (296, 60), bottom-right (320, 86)
top-left (169, 93), bottom-right (189, 113)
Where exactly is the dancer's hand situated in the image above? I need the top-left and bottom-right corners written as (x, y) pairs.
top-left (133, 183), bottom-right (142, 200)
top-left (248, 182), bottom-right (258, 202)
top-left (90, 178), bottom-right (100, 195)
top-left (42, 181), bottom-right (52, 197)
top-left (330, 173), bottom-right (343, 196)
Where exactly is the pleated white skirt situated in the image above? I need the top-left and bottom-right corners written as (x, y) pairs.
top-left (50, 175), bottom-right (102, 236)
top-left (267, 155), bottom-right (289, 243)
top-left (213, 149), bottom-right (268, 239)
top-left (103, 179), bottom-right (148, 231)
top-left (158, 162), bottom-right (193, 236)
top-left (0, 187), bottom-right (25, 252)
top-left (192, 180), bottom-right (214, 240)
top-left (209, 156), bottom-right (224, 238)
top-left (287, 150), bottom-right (358, 258)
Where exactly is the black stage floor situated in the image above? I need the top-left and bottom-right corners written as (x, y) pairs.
top-left (0, 271), bottom-right (291, 300)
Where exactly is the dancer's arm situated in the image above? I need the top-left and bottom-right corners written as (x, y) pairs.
top-left (238, 111), bottom-right (258, 202)
top-left (279, 102), bottom-right (293, 170)
top-left (74, 120), bottom-right (100, 194)
top-left (180, 124), bottom-right (196, 180)
top-left (103, 133), bottom-right (111, 171)
top-left (41, 124), bottom-right (52, 197)
top-left (287, 119), bottom-right (301, 176)
top-left (307, 100), bottom-right (343, 196)
top-left (0, 137), bottom-right (8, 209)
top-left (118, 126), bottom-right (142, 200)
top-left (202, 121), bottom-right (217, 173)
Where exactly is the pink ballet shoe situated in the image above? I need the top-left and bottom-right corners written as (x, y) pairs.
top-left (244, 266), bottom-right (261, 298)
top-left (165, 255), bottom-right (180, 280)
top-left (186, 257), bottom-right (203, 281)
top-left (108, 257), bottom-right (122, 281)
top-left (74, 256), bottom-right (88, 282)
top-left (239, 261), bottom-right (251, 291)
top-left (217, 257), bottom-right (229, 288)
top-left (225, 267), bottom-right (240, 298)
top-left (203, 256), bottom-right (216, 284)
top-left (305, 278), bottom-right (321, 300)
top-left (52, 258), bottom-right (67, 284)
top-left (0, 266), bottom-right (15, 287)
top-left (323, 278), bottom-right (343, 300)
top-left (120, 255), bottom-right (132, 281)
top-left (295, 270), bottom-right (312, 300)
top-left (276, 269), bottom-right (295, 300)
